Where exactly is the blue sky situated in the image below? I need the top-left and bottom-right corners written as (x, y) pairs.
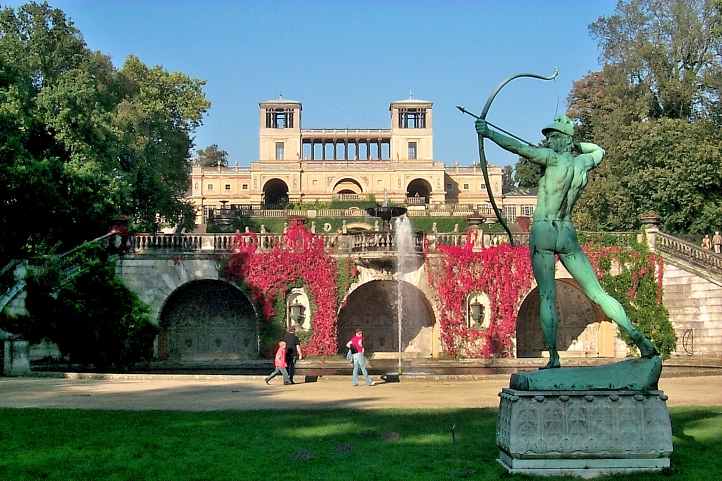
top-left (5, 0), bottom-right (617, 166)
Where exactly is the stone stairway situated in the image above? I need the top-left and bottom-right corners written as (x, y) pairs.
top-left (648, 229), bottom-right (722, 357)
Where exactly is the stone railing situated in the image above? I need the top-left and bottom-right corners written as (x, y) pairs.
top-left (129, 230), bottom-right (666, 257)
top-left (332, 193), bottom-right (367, 202)
top-left (654, 231), bottom-right (722, 277)
top-left (129, 231), bottom-right (533, 256)
top-left (129, 232), bottom-right (432, 255)
top-left (406, 196), bottom-right (426, 206)
top-left (350, 232), bottom-right (427, 253)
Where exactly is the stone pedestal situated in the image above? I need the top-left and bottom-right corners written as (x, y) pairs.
top-left (496, 388), bottom-right (672, 478)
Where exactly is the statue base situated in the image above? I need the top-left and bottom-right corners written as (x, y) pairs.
top-left (496, 388), bottom-right (672, 478)
top-left (510, 356), bottom-right (662, 391)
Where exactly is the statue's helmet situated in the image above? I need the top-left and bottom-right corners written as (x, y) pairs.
top-left (541, 115), bottom-right (574, 137)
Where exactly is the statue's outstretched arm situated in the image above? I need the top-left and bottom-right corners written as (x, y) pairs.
top-left (479, 127), bottom-right (552, 166)
top-left (576, 142), bottom-right (605, 169)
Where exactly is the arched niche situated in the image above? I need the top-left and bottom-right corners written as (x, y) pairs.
top-left (515, 280), bottom-right (615, 358)
top-left (158, 280), bottom-right (258, 362)
top-left (337, 280), bottom-right (435, 355)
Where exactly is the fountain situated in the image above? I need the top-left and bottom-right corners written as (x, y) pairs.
top-left (365, 192), bottom-right (407, 226)
top-left (364, 191), bottom-right (414, 377)
top-left (394, 215), bottom-right (415, 375)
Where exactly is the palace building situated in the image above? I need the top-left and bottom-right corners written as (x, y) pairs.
top-left (187, 97), bottom-right (536, 225)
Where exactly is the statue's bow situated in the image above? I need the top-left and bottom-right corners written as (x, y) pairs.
top-left (462, 69), bottom-right (559, 246)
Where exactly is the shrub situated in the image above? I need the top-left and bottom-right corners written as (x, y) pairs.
top-left (21, 245), bottom-right (157, 369)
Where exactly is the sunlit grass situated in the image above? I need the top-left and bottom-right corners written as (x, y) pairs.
top-left (0, 407), bottom-right (720, 480)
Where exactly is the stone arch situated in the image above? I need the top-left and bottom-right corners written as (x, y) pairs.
top-left (337, 279), bottom-right (435, 355)
top-left (262, 178), bottom-right (289, 208)
top-left (158, 279), bottom-right (259, 362)
top-left (406, 178), bottom-right (432, 203)
top-left (332, 177), bottom-right (365, 194)
top-left (515, 278), bottom-right (615, 358)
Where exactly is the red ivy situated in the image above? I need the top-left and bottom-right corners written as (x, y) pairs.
top-left (224, 225), bottom-right (665, 360)
top-left (427, 241), bottom-right (534, 358)
top-left (226, 222), bottom-right (338, 355)
top-left (429, 240), bottom-right (665, 358)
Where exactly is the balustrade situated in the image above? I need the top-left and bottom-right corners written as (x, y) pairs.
top-left (406, 196), bottom-right (426, 206)
top-left (129, 230), bottom-right (682, 258)
top-left (655, 232), bottom-right (722, 276)
top-left (333, 193), bottom-right (367, 201)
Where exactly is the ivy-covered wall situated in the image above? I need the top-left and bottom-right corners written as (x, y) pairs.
top-left (221, 223), bottom-right (675, 359)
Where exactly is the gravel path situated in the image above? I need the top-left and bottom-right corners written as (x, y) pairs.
top-left (1, 374), bottom-right (720, 411)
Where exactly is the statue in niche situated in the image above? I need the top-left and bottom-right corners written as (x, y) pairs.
top-left (260, 224), bottom-right (266, 234)
top-left (476, 115), bottom-right (658, 369)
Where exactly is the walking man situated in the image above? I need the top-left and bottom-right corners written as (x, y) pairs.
top-left (476, 115), bottom-right (658, 368)
top-left (346, 329), bottom-right (373, 386)
top-left (284, 325), bottom-right (303, 384)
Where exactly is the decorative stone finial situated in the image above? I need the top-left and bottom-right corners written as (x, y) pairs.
top-left (639, 212), bottom-right (660, 226)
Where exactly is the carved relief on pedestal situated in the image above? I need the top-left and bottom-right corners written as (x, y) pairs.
top-left (497, 389), bottom-right (673, 458)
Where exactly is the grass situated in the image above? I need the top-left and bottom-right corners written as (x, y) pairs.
top-left (1, 407), bottom-right (721, 480)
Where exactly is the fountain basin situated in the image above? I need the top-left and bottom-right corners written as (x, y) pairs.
top-left (366, 205), bottom-right (407, 222)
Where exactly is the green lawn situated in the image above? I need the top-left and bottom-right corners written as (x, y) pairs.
top-left (1, 407), bottom-right (720, 480)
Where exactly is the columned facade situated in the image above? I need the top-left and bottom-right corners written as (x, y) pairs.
top-left (187, 96), bottom-right (536, 223)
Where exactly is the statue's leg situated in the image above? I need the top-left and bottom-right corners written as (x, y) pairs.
top-left (559, 248), bottom-right (658, 358)
top-left (532, 246), bottom-right (560, 369)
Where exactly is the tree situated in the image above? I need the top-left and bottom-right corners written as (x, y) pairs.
top-left (113, 55), bottom-right (209, 232)
top-left (567, 0), bottom-right (722, 233)
top-left (501, 165), bottom-right (515, 193)
top-left (17, 245), bottom-right (157, 368)
top-left (590, 0), bottom-right (722, 120)
top-left (196, 144), bottom-right (229, 167)
top-left (0, 2), bottom-right (210, 262)
top-left (513, 157), bottom-right (543, 189)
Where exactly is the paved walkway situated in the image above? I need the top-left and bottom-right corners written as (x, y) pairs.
top-left (1, 374), bottom-right (721, 411)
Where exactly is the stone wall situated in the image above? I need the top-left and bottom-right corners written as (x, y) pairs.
top-left (662, 261), bottom-right (722, 357)
top-left (115, 256), bottom-right (221, 325)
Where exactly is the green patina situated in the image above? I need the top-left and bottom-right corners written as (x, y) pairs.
top-left (476, 114), bottom-right (659, 379)
top-left (510, 357), bottom-right (662, 391)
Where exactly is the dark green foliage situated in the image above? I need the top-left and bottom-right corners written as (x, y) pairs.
top-left (0, 3), bottom-right (209, 262)
top-left (0, 407), bottom-right (720, 480)
top-left (195, 144), bottom-right (228, 167)
top-left (501, 165), bottom-right (515, 193)
top-left (588, 241), bottom-right (677, 358)
top-left (577, 231), bottom-right (640, 248)
top-left (259, 294), bottom-right (288, 356)
top-left (336, 257), bottom-right (357, 305)
top-left (18, 245), bottom-right (157, 368)
top-left (513, 156), bottom-right (543, 189)
top-left (568, 1), bottom-right (722, 233)
top-left (410, 217), bottom-right (469, 233)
